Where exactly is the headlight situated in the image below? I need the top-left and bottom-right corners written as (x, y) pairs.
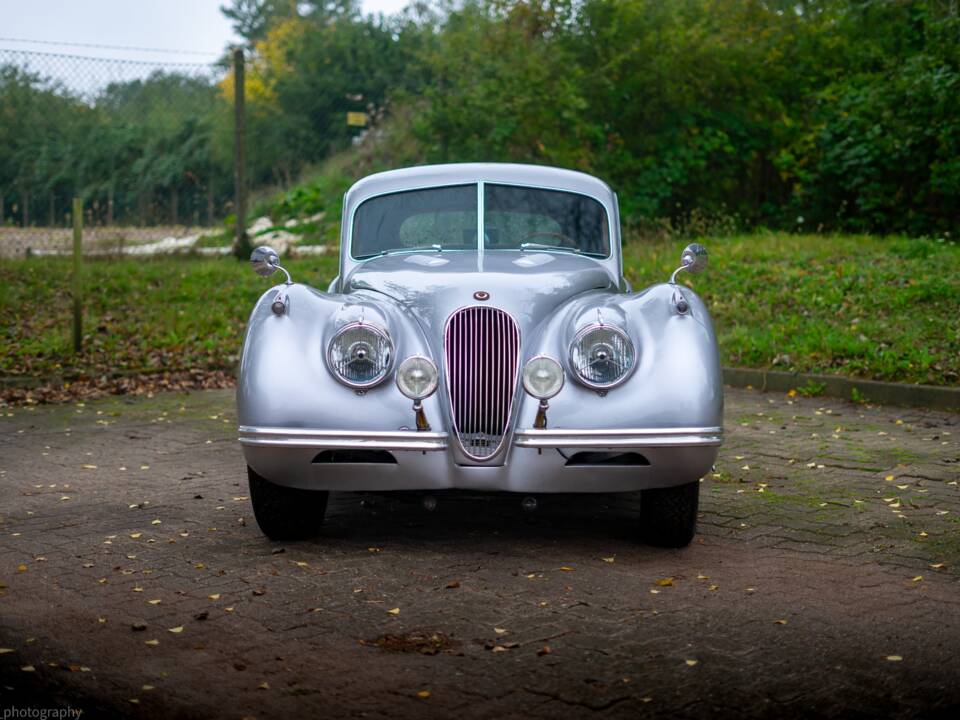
top-left (328, 322), bottom-right (393, 388)
top-left (396, 356), bottom-right (439, 400)
top-left (569, 324), bottom-right (635, 389)
top-left (522, 356), bottom-right (564, 400)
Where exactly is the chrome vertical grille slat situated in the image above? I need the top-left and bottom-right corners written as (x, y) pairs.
top-left (444, 306), bottom-right (520, 461)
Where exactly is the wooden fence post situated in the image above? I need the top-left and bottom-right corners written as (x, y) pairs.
top-left (232, 48), bottom-right (250, 259)
top-left (72, 197), bottom-right (83, 354)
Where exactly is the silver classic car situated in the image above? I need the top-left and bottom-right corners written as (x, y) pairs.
top-left (238, 163), bottom-right (722, 547)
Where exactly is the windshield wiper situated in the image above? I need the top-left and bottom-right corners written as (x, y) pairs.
top-left (358, 244), bottom-right (443, 259)
top-left (519, 242), bottom-right (586, 255)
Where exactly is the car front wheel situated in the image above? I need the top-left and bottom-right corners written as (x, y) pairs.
top-left (248, 466), bottom-right (328, 541)
top-left (639, 480), bottom-right (699, 548)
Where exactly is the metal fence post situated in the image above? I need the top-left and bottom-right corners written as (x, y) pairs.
top-left (232, 48), bottom-right (250, 259)
top-left (72, 197), bottom-right (83, 354)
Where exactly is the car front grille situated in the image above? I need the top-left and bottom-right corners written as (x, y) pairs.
top-left (443, 306), bottom-right (520, 460)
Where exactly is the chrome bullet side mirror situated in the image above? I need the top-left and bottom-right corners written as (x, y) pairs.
top-left (670, 243), bottom-right (708, 284)
top-left (251, 245), bottom-right (292, 284)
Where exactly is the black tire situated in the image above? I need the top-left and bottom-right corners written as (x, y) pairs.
top-left (247, 466), bottom-right (328, 541)
top-left (639, 480), bottom-right (699, 548)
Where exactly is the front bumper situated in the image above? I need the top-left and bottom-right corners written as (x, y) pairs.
top-left (239, 425), bottom-right (722, 493)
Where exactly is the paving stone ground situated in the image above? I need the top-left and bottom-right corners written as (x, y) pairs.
top-left (0, 387), bottom-right (958, 719)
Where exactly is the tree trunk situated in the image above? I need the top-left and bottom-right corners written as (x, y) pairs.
top-left (22, 192), bottom-right (29, 227)
top-left (107, 188), bottom-right (114, 227)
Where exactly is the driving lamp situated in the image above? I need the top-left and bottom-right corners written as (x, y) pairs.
top-left (522, 356), bottom-right (564, 429)
top-left (569, 324), bottom-right (635, 389)
top-left (396, 356), bottom-right (439, 400)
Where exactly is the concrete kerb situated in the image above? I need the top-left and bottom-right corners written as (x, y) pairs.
top-left (723, 367), bottom-right (960, 412)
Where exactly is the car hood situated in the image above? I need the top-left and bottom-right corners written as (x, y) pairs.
top-left (342, 250), bottom-right (615, 347)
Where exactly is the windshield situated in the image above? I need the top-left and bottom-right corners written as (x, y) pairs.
top-left (351, 183), bottom-right (609, 259)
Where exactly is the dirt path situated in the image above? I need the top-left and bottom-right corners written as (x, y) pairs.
top-left (0, 387), bottom-right (958, 719)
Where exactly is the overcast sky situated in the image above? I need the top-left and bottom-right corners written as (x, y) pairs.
top-left (0, 0), bottom-right (412, 61)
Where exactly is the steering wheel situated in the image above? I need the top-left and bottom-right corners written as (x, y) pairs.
top-left (519, 231), bottom-right (578, 249)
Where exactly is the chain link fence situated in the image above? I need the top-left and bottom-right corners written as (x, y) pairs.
top-left (0, 44), bottom-right (236, 258)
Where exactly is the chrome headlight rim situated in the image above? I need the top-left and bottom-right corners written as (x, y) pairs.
top-left (568, 323), bottom-right (636, 390)
top-left (326, 321), bottom-right (394, 389)
top-left (522, 354), bottom-right (565, 400)
top-left (395, 354), bottom-right (440, 400)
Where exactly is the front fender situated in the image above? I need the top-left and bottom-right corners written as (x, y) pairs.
top-left (515, 283), bottom-right (723, 431)
top-left (236, 283), bottom-right (439, 431)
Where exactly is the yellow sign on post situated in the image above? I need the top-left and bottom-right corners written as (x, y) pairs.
top-left (346, 111), bottom-right (367, 127)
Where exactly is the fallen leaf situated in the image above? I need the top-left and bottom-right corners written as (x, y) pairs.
top-left (258, 682), bottom-right (270, 690)
top-left (494, 627), bottom-right (507, 635)
top-left (130, 533), bottom-right (142, 539)
top-left (17, 564), bottom-right (27, 572)
top-left (148, 599), bottom-right (161, 605)
top-left (151, 520), bottom-right (162, 526)
top-left (416, 690), bottom-right (431, 699)
top-left (601, 557), bottom-right (615, 563)
top-left (886, 655), bottom-right (903, 662)
top-left (930, 563), bottom-right (946, 569)
top-left (0, 648), bottom-right (14, 654)
top-left (708, 584), bottom-right (719, 592)
top-left (144, 639), bottom-right (159, 646)
top-left (774, 619), bottom-right (788, 625)
top-left (21, 665), bottom-right (35, 672)
top-left (656, 577), bottom-right (674, 587)
top-left (168, 626), bottom-right (184, 634)
top-left (387, 607), bottom-right (400, 615)
top-left (208, 593), bottom-right (221, 600)
top-left (885, 475), bottom-right (894, 481)
top-left (142, 685), bottom-right (155, 691)
top-left (444, 581), bottom-right (460, 589)
top-left (537, 646), bottom-right (551, 656)
top-left (685, 659), bottom-right (698, 667)
top-left (559, 566), bottom-right (574, 572)
top-left (82, 464), bottom-right (97, 470)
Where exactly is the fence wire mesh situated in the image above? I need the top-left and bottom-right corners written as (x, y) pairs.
top-left (0, 45), bottom-right (233, 258)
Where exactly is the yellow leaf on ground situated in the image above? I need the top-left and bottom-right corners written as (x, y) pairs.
top-left (130, 533), bottom-right (142, 539)
top-left (685, 659), bottom-right (698, 667)
top-left (416, 690), bottom-right (431, 699)
top-left (911, 576), bottom-right (922, 582)
top-left (21, 665), bottom-right (35, 672)
top-left (208, 594), bottom-right (221, 600)
top-left (494, 628), bottom-right (507, 635)
top-left (168, 626), bottom-right (184, 634)
top-left (258, 682), bottom-right (270, 690)
top-left (886, 655), bottom-right (903, 662)
top-left (17, 564), bottom-right (27, 572)
top-left (148, 599), bottom-right (161, 605)
top-left (82, 464), bottom-right (97, 470)
top-left (387, 607), bottom-right (400, 615)
top-left (930, 563), bottom-right (946, 569)
top-left (774, 619), bottom-right (788, 625)
top-left (559, 566), bottom-right (574, 572)
top-left (885, 475), bottom-right (894, 481)
top-left (602, 557), bottom-right (615, 563)
top-left (144, 639), bottom-right (159, 646)
top-left (656, 577), bottom-right (674, 587)
top-left (0, 648), bottom-right (14, 654)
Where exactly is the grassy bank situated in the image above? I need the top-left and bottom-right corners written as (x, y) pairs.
top-left (0, 233), bottom-right (957, 392)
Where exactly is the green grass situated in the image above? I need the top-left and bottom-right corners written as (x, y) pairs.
top-left (623, 233), bottom-right (959, 386)
top-left (0, 232), bottom-right (957, 385)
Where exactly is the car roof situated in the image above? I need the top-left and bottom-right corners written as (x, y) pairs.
top-left (342, 162), bottom-right (617, 219)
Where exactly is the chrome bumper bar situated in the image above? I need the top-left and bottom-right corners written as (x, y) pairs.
top-left (512, 426), bottom-right (723, 449)
top-left (238, 426), bottom-right (449, 452)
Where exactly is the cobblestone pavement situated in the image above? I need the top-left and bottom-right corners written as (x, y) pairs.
top-left (0, 387), bottom-right (958, 719)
